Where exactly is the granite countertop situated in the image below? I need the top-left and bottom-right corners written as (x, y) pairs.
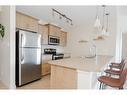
top-left (48, 55), bottom-right (113, 72)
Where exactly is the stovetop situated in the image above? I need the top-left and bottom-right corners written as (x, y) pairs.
top-left (44, 48), bottom-right (64, 55)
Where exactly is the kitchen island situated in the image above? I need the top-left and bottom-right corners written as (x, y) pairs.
top-left (48, 55), bottom-right (113, 89)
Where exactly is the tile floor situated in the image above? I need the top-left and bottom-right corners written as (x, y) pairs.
top-left (0, 81), bottom-right (7, 89)
top-left (18, 74), bottom-right (127, 90)
top-left (1, 74), bottom-right (126, 89)
top-left (17, 75), bottom-right (50, 89)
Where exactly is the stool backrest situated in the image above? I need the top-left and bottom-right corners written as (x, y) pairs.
top-left (120, 59), bottom-right (125, 66)
top-left (120, 62), bottom-right (126, 71)
top-left (120, 68), bottom-right (127, 86)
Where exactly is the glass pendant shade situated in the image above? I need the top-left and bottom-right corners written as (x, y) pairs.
top-left (94, 16), bottom-right (101, 28)
top-left (105, 13), bottom-right (110, 37)
top-left (93, 5), bottom-right (110, 40)
top-left (101, 27), bottom-right (106, 36)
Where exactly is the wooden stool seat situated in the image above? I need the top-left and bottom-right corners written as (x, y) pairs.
top-left (98, 76), bottom-right (123, 88)
top-left (98, 68), bottom-right (127, 89)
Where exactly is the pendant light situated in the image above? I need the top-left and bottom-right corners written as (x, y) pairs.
top-left (93, 5), bottom-right (110, 41)
top-left (105, 13), bottom-right (110, 36)
top-left (101, 5), bottom-right (106, 36)
top-left (101, 27), bottom-right (106, 36)
top-left (52, 8), bottom-right (73, 26)
top-left (94, 6), bottom-right (101, 29)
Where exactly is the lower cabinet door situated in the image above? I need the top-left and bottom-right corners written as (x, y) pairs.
top-left (42, 63), bottom-right (51, 76)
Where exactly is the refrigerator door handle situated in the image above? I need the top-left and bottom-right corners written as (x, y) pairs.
top-left (21, 34), bottom-right (24, 62)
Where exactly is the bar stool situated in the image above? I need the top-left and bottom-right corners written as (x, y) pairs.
top-left (104, 61), bottom-right (126, 76)
top-left (109, 59), bottom-right (125, 69)
top-left (98, 68), bottom-right (127, 89)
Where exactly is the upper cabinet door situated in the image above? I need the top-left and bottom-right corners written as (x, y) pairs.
top-left (16, 12), bottom-right (38, 32)
top-left (60, 31), bottom-right (67, 46)
top-left (16, 12), bottom-right (21, 29)
top-left (47, 24), bottom-right (61, 37)
top-left (27, 17), bottom-right (38, 32)
top-left (38, 24), bottom-right (48, 45)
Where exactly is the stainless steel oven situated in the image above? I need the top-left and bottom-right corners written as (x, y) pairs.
top-left (48, 35), bottom-right (60, 45)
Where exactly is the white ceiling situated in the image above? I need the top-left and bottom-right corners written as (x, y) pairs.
top-left (16, 6), bottom-right (118, 32)
top-left (16, 6), bottom-right (99, 31)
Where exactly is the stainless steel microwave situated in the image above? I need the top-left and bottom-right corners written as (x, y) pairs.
top-left (48, 35), bottom-right (60, 45)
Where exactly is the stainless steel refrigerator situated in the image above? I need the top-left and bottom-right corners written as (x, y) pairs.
top-left (16, 29), bottom-right (42, 87)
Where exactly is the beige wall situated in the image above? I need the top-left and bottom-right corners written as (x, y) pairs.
top-left (0, 6), bottom-right (2, 12)
top-left (0, 6), bottom-right (11, 88)
top-left (0, 6), bottom-right (15, 89)
top-left (122, 33), bottom-right (127, 59)
top-left (65, 6), bottom-right (117, 58)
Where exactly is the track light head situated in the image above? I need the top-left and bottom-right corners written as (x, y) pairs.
top-left (52, 8), bottom-right (73, 26)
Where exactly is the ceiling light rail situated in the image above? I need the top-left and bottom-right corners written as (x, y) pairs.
top-left (52, 8), bottom-right (73, 25)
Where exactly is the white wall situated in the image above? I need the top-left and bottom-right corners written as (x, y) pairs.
top-left (115, 6), bottom-right (127, 61)
top-left (0, 6), bottom-right (15, 89)
top-left (115, 7), bottom-right (122, 62)
top-left (122, 33), bottom-right (127, 59)
top-left (0, 6), bottom-right (2, 12)
top-left (9, 6), bottom-right (16, 89)
top-left (65, 6), bottom-right (117, 58)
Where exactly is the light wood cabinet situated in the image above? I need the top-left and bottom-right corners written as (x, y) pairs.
top-left (38, 24), bottom-right (48, 44)
top-left (60, 31), bottom-right (67, 46)
top-left (41, 55), bottom-right (52, 76)
top-left (42, 63), bottom-right (51, 76)
top-left (16, 12), bottom-right (68, 46)
top-left (46, 24), bottom-right (67, 46)
top-left (16, 12), bottom-right (38, 32)
top-left (46, 24), bottom-right (61, 37)
top-left (50, 65), bottom-right (77, 89)
top-left (16, 12), bottom-right (21, 28)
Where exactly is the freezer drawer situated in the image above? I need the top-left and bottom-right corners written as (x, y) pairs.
top-left (19, 48), bottom-right (41, 86)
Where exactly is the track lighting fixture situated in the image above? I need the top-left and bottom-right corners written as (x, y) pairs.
top-left (52, 8), bottom-right (73, 26)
